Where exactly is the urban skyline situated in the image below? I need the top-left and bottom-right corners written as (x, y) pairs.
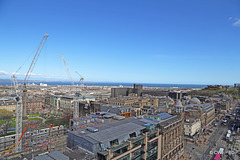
top-left (0, 0), bottom-right (240, 85)
top-left (1, 1), bottom-right (240, 159)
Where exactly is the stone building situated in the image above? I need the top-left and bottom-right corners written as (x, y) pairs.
top-left (26, 98), bottom-right (43, 114)
top-left (184, 103), bottom-right (215, 131)
top-left (0, 99), bottom-right (16, 113)
top-left (184, 119), bottom-right (201, 137)
top-left (108, 95), bottom-right (158, 109)
top-left (45, 95), bottom-right (96, 115)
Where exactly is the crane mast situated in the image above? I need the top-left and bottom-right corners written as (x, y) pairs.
top-left (15, 33), bottom-right (48, 152)
top-left (60, 55), bottom-right (79, 121)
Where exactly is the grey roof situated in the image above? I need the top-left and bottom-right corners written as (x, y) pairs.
top-left (101, 106), bottom-right (110, 112)
top-left (201, 104), bottom-right (214, 112)
top-left (189, 97), bottom-right (201, 103)
top-left (82, 135), bottom-right (98, 144)
top-left (100, 105), bottom-right (132, 114)
top-left (136, 118), bottom-right (158, 125)
top-left (159, 116), bottom-right (182, 128)
top-left (87, 122), bottom-right (145, 143)
top-left (34, 151), bottom-right (69, 160)
top-left (34, 155), bottom-right (54, 160)
top-left (48, 151), bottom-right (69, 160)
top-left (184, 103), bottom-right (213, 112)
top-left (63, 148), bottom-right (96, 160)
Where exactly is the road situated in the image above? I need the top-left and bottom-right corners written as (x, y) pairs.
top-left (201, 122), bottom-right (228, 160)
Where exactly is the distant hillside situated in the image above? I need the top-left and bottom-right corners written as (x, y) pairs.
top-left (190, 87), bottom-right (239, 99)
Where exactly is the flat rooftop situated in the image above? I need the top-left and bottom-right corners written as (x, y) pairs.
top-left (71, 114), bottom-right (182, 139)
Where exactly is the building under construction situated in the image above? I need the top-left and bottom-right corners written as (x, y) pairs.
top-left (0, 124), bottom-right (67, 159)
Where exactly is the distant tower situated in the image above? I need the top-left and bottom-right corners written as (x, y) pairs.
top-left (175, 99), bottom-right (183, 113)
top-left (134, 84), bottom-right (143, 96)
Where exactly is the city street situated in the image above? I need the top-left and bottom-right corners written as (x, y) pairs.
top-left (185, 101), bottom-right (239, 160)
top-left (185, 122), bottom-right (228, 160)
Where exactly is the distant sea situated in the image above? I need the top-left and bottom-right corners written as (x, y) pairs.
top-left (0, 80), bottom-right (208, 88)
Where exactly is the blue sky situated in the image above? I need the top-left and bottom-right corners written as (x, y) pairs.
top-left (0, 0), bottom-right (240, 85)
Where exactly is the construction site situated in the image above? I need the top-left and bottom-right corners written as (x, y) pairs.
top-left (0, 33), bottom-right (70, 159)
top-left (0, 124), bottom-right (67, 159)
top-left (0, 32), bottom-right (92, 159)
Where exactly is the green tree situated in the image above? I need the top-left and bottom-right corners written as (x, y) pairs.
top-left (0, 109), bottom-right (14, 135)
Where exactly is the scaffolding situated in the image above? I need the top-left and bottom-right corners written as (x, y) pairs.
top-left (0, 124), bottom-right (67, 159)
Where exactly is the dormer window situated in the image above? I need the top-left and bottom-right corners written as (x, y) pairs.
top-left (110, 139), bottom-right (119, 146)
top-left (130, 132), bottom-right (136, 138)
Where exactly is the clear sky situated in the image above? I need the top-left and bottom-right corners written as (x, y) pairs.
top-left (0, 0), bottom-right (240, 85)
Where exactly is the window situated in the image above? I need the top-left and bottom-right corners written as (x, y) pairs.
top-left (129, 132), bottom-right (136, 138)
top-left (110, 139), bottom-right (119, 146)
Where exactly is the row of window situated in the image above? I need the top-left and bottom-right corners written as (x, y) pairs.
top-left (162, 143), bottom-right (183, 160)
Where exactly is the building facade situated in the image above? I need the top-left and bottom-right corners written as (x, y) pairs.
top-left (184, 103), bottom-right (215, 131)
top-left (26, 98), bottom-right (43, 114)
top-left (184, 119), bottom-right (201, 137)
top-left (0, 101), bottom-right (16, 113)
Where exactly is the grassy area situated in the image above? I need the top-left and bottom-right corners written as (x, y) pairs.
top-left (28, 113), bottom-right (40, 117)
top-left (10, 121), bottom-right (16, 128)
top-left (0, 120), bottom-right (15, 127)
top-left (45, 117), bottom-right (69, 128)
top-left (28, 118), bottom-right (43, 122)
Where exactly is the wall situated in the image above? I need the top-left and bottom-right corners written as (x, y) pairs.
top-left (184, 120), bottom-right (201, 137)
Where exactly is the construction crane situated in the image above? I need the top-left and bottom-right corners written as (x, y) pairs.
top-left (60, 55), bottom-right (79, 121)
top-left (15, 33), bottom-right (48, 153)
top-left (75, 71), bottom-right (84, 90)
top-left (23, 33), bottom-right (49, 117)
top-left (60, 55), bottom-right (74, 86)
